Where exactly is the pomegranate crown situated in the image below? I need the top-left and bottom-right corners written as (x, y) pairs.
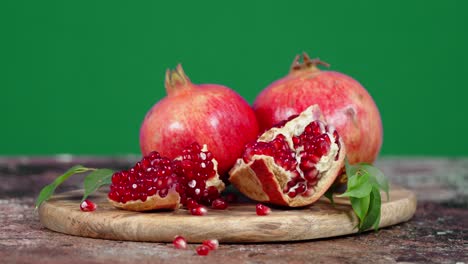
top-left (290, 52), bottom-right (330, 73)
top-left (164, 64), bottom-right (192, 95)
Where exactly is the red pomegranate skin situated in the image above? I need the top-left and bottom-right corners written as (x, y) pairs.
top-left (140, 65), bottom-right (259, 177)
top-left (254, 55), bottom-right (382, 164)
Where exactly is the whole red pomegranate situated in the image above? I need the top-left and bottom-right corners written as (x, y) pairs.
top-left (140, 65), bottom-right (259, 177)
top-left (253, 53), bottom-right (382, 164)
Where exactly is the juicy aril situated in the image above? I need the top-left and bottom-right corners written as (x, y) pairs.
top-left (140, 65), bottom-right (259, 177)
top-left (253, 53), bottom-right (382, 164)
top-left (108, 142), bottom-right (225, 211)
top-left (229, 105), bottom-right (346, 207)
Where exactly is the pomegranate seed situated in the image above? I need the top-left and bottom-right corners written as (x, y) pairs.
top-left (256, 203), bottom-right (271, 216)
top-left (196, 245), bottom-right (211, 256)
top-left (80, 199), bottom-right (97, 212)
top-left (159, 188), bottom-right (168, 198)
top-left (141, 157), bottom-right (151, 170)
top-left (301, 153), bottom-right (320, 167)
top-left (191, 206), bottom-right (207, 216)
top-left (272, 139), bottom-right (283, 150)
top-left (173, 235), bottom-right (187, 249)
top-left (147, 187), bottom-right (157, 196)
top-left (287, 180), bottom-right (296, 188)
top-left (292, 136), bottom-right (301, 146)
top-left (108, 191), bottom-right (118, 201)
top-left (211, 198), bottom-right (228, 210)
top-left (186, 198), bottom-right (199, 210)
top-left (202, 239), bottom-right (219, 250)
top-left (111, 172), bottom-right (121, 184)
top-left (300, 159), bottom-right (316, 171)
top-left (148, 151), bottom-right (160, 160)
top-left (296, 182), bottom-right (306, 194)
top-left (304, 167), bottom-right (319, 182)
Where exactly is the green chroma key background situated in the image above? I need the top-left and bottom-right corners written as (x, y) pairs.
top-left (1, 1), bottom-right (467, 156)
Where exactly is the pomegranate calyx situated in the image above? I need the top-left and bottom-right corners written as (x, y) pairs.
top-left (164, 64), bottom-right (193, 96)
top-left (290, 52), bottom-right (330, 74)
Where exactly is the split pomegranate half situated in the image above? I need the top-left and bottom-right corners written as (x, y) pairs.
top-left (229, 105), bottom-right (346, 207)
top-left (108, 143), bottom-right (225, 211)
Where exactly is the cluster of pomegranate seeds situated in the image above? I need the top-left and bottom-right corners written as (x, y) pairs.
top-left (172, 235), bottom-right (219, 256)
top-left (202, 239), bottom-right (219, 250)
top-left (256, 203), bottom-right (271, 216)
top-left (176, 143), bottom-right (221, 205)
top-left (108, 152), bottom-right (179, 204)
top-left (196, 239), bottom-right (219, 256)
top-left (80, 199), bottom-right (97, 212)
top-left (242, 119), bottom-right (339, 198)
top-left (108, 142), bottom-right (224, 212)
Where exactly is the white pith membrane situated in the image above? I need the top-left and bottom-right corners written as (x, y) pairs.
top-left (229, 105), bottom-right (346, 207)
top-left (108, 144), bottom-right (225, 212)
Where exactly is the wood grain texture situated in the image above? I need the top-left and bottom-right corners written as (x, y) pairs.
top-left (38, 185), bottom-right (416, 243)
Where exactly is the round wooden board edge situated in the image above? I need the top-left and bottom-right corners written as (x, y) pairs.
top-left (38, 185), bottom-right (417, 243)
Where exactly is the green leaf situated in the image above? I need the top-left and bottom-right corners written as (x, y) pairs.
top-left (373, 211), bottom-right (381, 231)
top-left (345, 159), bottom-right (359, 177)
top-left (324, 189), bottom-right (335, 205)
top-left (338, 172), bottom-right (372, 198)
top-left (35, 184), bottom-right (57, 208)
top-left (350, 196), bottom-right (370, 223)
top-left (35, 165), bottom-right (95, 208)
top-left (333, 161), bottom-right (389, 232)
top-left (358, 186), bottom-right (382, 232)
top-left (82, 169), bottom-right (114, 202)
top-left (361, 164), bottom-right (389, 201)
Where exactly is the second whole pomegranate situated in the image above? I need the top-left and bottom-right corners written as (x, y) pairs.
top-left (253, 53), bottom-right (382, 164)
top-left (139, 65), bottom-right (259, 177)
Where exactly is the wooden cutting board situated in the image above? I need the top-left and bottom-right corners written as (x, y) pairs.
top-left (38, 185), bottom-right (416, 243)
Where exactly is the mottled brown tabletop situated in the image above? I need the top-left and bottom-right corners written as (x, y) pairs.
top-left (1, 156), bottom-right (467, 264)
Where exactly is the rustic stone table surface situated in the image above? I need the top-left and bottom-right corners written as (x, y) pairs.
top-left (1, 156), bottom-right (467, 264)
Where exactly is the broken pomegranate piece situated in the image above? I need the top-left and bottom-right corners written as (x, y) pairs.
top-left (229, 105), bottom-right (346, 207)
top-left (108, 143), bottom-right (225, 211)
